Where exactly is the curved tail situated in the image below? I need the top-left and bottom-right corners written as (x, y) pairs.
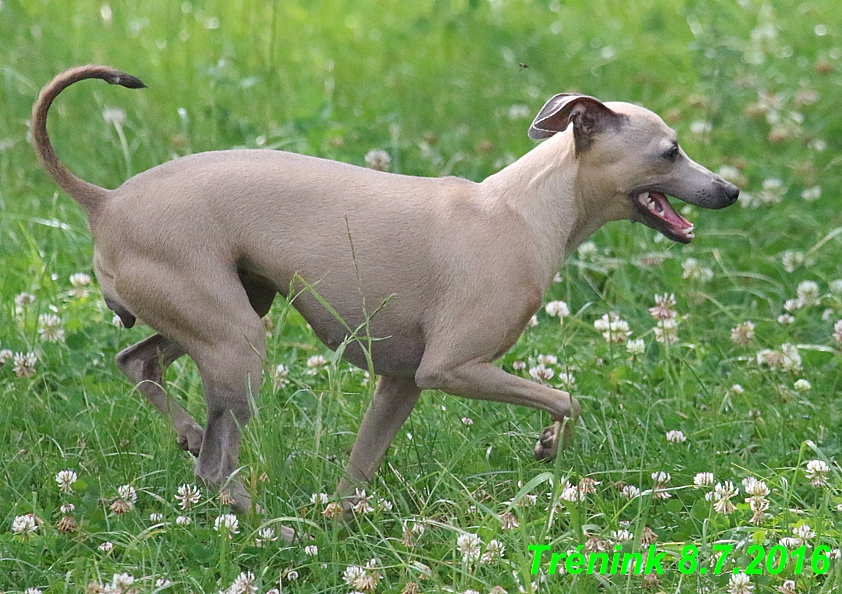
top-left (31, 65), bottom-right (146, 217)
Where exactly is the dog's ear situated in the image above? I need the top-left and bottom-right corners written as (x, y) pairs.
top-left (528, 94), bottom-right (621, 149)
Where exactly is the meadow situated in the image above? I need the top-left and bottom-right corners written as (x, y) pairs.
top-left (1, 0), bottom-right (842, 592)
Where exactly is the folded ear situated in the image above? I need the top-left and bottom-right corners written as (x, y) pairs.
top-left (528, 94), bottom-right (622, 147)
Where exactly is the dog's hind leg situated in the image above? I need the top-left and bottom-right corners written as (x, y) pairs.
top-left (337, 376), bottom-right (421, 498)
top-left (116, 334), bottom-right (204, 456)
top-left (116, 261), bottom-right (268, 513)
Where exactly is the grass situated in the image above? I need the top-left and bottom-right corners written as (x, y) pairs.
top-left (1, 0), bottom-right (842, 592)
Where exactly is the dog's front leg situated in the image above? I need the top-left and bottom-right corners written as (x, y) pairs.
top-left (337, 376), bottom-right (421, 499)
top-left (416, 359), bottom-right (580, 461)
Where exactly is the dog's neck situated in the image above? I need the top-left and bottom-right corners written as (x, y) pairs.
top-left (480, 132), bottom-right (610, 281)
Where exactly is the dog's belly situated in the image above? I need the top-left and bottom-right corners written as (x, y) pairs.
top-left (343, 335), bottom-right (425, 378)
top-left (292, 297), bottom-right (424, 379)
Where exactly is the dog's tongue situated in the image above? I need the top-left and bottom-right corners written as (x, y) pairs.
top-left (650, 192), bottom-right (692, 229)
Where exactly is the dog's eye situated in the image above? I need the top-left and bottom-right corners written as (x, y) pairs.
top-left (663, 144), bottom-right (679, 162)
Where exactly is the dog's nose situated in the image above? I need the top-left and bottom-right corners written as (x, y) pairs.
top-left (724, 181), bottom-right (740, 204)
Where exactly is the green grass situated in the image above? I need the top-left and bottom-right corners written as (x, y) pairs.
top-left (2, 0), bottom-right (842, 592)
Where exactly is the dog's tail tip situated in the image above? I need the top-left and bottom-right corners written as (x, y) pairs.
top-left (108, 72), bottom-right (147, 90)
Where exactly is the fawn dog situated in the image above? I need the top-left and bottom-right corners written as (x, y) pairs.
top-left (32, 65), bottom-right (738, 515)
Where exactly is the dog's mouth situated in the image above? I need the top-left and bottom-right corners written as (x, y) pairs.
top-left (632, 190), bottom-right (695, 244)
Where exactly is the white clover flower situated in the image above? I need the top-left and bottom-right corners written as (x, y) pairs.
top-left (730, 384), bottom-right (745, 394)
top-left (626, 338), bottom-right (645, 355)
top-left (793, 379), bottom-right (812, 393)
top-left (682, 258), bottom-right (713, 282)
top-left (255, 526), bottom-right (277, 547)
top-left (651, 471), bottom-right (670, 484)
top-left (271, 363), bottom-right (290, 386)
top-left (649, 293), bottom-right (677, 320)
top-left (782, 251), bottom-right (805, 273)
top-left (833, 320), bottom-right (842, 343)
top-left (689, 120), bottom-right (713, 135)
top-left (654, 318), bottom-right (679, 344)
top-left (60, 503), bottom-right (75, 514)
top-left (304, 544), bottom-right (318, 556)
top-left (620, 484), bottom-right (640, 499)
top-left (529, 364), bottom-right (554, 381)
top-left (594, 313), bottom-right (631, 344)
top-left (342, 563), bottom-right (380, 591)
top-left (559, 485), bottom-right (583, 502)
top-left (760, 178), bottom-right (784, 204)
top-left (306, 354), bottom-right (328, 372)
top-left (797, 281), bottom-right (820, 306)
top-left (69, 272), bottom-right (92, 298)
top-left (512, 360), bottom-right (526, 371)
top-left (784, 298), bottom-right (803, 312)
top-left (801, 185), bottom-right (822, 201)
top-left (55, 469), bottom-right (78, 494)
top-left (805, 459), bottom-right (830, 487)
top-left (310, 492), bottom-right (329, 505)
top-left (499, 511), bottom-right (519, 530)
top-left (612, 529), bottom-right (634, 542)
top-left (718, 165), bottom-right (745, 185)
top-left (713, 482), bottom-right (738, 515)
top-left (15, 292), bottom-right (36, 306)
top-left (665, 430), bottom-right (687, 444)
top-left (545, 300), bottom-right (570, 318)
top-left (214, 513), bottom-right (239, 538)
top-left (38, 313), bottom-right (65, 342)
top-left (730, 321), bottom-right (755, 346)
top-left (727, 571), bottom-right (753, 594)
top-left (781, 343), bottom-right (802, 373)
top-left (793, 524), bottom-right (816, 539)
top-left (508, 104), bottom-right (531, 120)
top-left (117, 485), bottom-right (137, 503)
top-left (175, 484), bottom-right (201, 510)
top-left (556, 371), bottom-right (576, 390)
top-left (11, 514), bottom-right (38, 539)
top-left (0, 349), bottom-right (13, 364)
top-left (830, 279), bottom-right (842, 296)
top-left (577, 241), bottom-right (598, 259)
top-left (103, 107), bottom-right (126, 126)
top-left (149, 512), bottom-right (163, 522)
top-left (351, 488), bottom-right (374, 514)
top-left (364, 149), bottom-right (391, 171)
top-left (69, 272), bottom-right (92, 287)
top-left (481, 539), bottom-right (505, 564)
top-left (694, 472), bottom-right (715, 487)
top-left (175, 515), bottom-right (191, 526)
top-left (779, 536), bottom-right (802, 549)
top-left (742, 477), bottom-right (770, 498)
top-left (456, 533), bottom-right (483, 563)
top-left (537, 354), bottom-right (558, 366)
top-left (226, 571), bottom-right (256, 594)
top-left (109, 573), bottom-right (135, 591)
top-left (778, 313), bottom-right (795, 325)
top-left (13, 352), bottom-right (37, 378)
top-left (461, 417), bottom-right (474, 426)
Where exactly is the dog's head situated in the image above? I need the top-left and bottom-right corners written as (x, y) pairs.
top-left (529, 94), bottom-right (739, 244)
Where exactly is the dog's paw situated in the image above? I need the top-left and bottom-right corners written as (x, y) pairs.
top-left (534, 421), bottom-right (562, 461)
top-left (177, 426), bottom-right (204, 458)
